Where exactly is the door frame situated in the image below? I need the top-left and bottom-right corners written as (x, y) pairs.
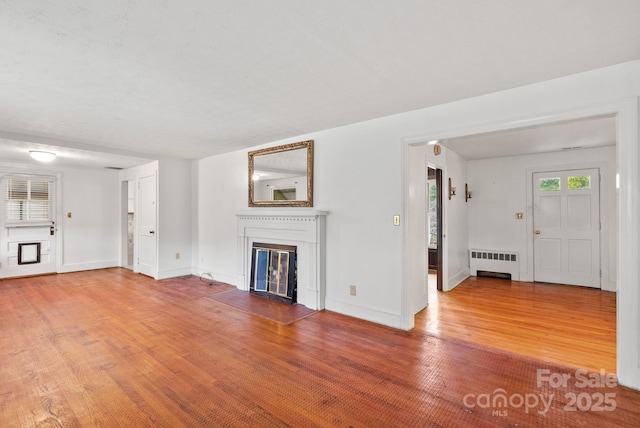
top-left (402, 142), bottom-right (449, 319)
top-left (527, 163), bottom-right (612, 289)
top-left (119, 161), bottom-right (159, 278)
top-left (401, 97), bottom-right (639, 390)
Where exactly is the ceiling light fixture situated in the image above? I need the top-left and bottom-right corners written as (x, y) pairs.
top-left (29, 151), bottom-right (56, 162)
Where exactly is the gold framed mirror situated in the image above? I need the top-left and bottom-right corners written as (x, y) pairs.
top-left (248, 140), bottom-right (314, 207)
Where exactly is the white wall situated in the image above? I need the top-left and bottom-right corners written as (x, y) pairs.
top-left (0, 162), bottom-right (121, 273)
top-left (127, 180), bottom-right (135, 213)
top-left (444, 149), bottom-right (470, 287)
top-left (60, 167), bottom-right (120, 272)
top-left (196, 121), bottom-right (407, 326)
top-left (193, 150), bottom-right (247, 285)
top-left (120, 159), bottom-right (193, 279)
top-left (195, 112), bottom-right (472, 326)
top-left (467, 146), bottom-right (617, 290)
top-left (157, 158), bottom-right (193, 279)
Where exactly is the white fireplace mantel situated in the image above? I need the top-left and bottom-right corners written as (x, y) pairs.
top-left (236, 209), bottom-right (327, 310)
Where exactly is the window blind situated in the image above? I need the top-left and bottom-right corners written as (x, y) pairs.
top-left (5, 178), bottom-right (51, 223)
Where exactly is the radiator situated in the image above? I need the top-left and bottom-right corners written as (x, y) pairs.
top-left (469, 249), bottom-right (520, 280)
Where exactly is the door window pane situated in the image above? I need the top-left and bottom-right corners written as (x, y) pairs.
top-left (5, 178), bottom-right (51, 222)
top-left (539, 178), bottom-right (560, 191)
top-left (568, 175), bottom-right (591, 190)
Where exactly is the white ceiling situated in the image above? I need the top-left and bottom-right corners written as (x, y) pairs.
top-left (1, 1), bottom-right (639, 169)
top-left (443, 115), bottom-right (617, 161)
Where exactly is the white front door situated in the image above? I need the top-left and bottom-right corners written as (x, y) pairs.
top-left (533, 168), bottom-right (600, 288)
top-left (0, 175), bottom-right (57, 278)
top-left (137, 173), bottom-right (157, 278)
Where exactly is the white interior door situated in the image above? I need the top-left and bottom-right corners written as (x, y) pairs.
top-left (533, 168), bottom-right (600, 288)
top-left (137, 173), bottom-right (157, 278)
top-left (0, 175), bottom-right (57, 278)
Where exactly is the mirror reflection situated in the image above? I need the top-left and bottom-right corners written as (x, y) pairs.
top-left (248, 140), bottom-right (313, 207)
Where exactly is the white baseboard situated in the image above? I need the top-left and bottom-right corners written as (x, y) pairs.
top-left (191, 268), bottom-right (243, 288)
top-left (447, 271), bottom-right (470, 291)
top-left (476, 271), bottom-right (617, 292)
top-left (603, 279), bottom-right (617, 292)
top-left (59, 260), bottom-right (118, 273)
top-left (157, 266), bottom-right (193, 280)
top-left (324, 297), bottom-right (402, 329)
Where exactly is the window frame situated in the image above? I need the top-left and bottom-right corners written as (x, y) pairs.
top-left (4, 176), bottom-right (54, 227)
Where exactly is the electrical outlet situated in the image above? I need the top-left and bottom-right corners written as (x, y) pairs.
top-left (349, 285), bottom-right (357, 296)
top-left (393, 215), bottom-right (400, 226)
top-left (176, 252), bottom-right (180, 260)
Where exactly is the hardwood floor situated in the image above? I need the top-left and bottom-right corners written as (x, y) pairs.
top-left (1, 268), bottom-right (638, 427)
top-left (417, 274), bottom-right (617, 373)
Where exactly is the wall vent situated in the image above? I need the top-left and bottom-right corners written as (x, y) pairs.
top-left (469, 249), bottom-right (519, 280)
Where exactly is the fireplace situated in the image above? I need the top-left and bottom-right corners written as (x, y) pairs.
top-left (250, 242), bottom-right (297, 303)
top-left (236, 209), bottom-right (327, 310)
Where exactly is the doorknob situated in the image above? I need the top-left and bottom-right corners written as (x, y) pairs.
top-left (534, 229), bottom-right (541, 235)
top-left (149, 230), bottom-right (155, 235)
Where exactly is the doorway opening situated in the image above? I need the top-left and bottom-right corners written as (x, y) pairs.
top-left (405, 99), bottom-right (638, 387)
top-left (122, 180), bottom-right (135, 270)
top-left (427, 166), bottom-right (443, 292)
top-left (418, 118), bottom-right (616, 375)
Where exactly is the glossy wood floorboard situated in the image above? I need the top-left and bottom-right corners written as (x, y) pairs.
top-left (417, 275), bottom-right (617, 374)
top-left (1, 268), bottom-right (637, 427)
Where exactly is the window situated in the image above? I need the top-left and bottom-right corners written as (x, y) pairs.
top-left (568, 175), bottom-right (591, 190)
top-left (539, 177), bottom-right (560, 191)
top-left (5, 178), bottom-right (52, 223)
